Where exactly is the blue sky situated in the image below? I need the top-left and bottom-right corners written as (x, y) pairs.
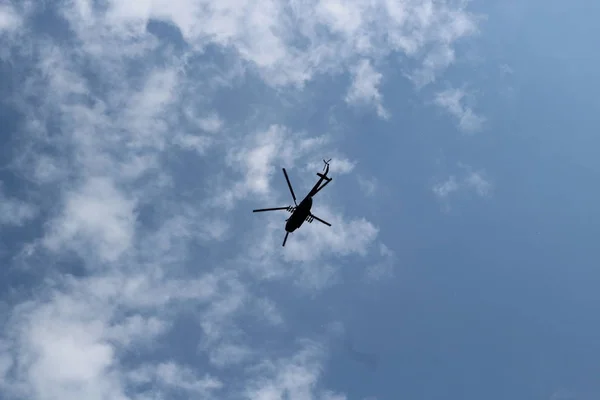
top-left (1, 0), bottom-right (599, 399)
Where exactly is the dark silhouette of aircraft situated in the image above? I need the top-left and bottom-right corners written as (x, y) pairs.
top-left (252, 159), bottom-right (333, 246)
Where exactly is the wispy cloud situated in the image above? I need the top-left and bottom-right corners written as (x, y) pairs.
top-left (0, 0), bottom-right (484, 399)
top-left (433, 175), bottom-right (460, 198)
top-left (434, 87), bottom-right (485, 133)
top-left (130, 362), bottom-right (223, 397)
top-left (0, 269), bottom-right (245, 400)
top-left (346, 59), bottom-right (389, 118)
top-left (58, 0), bottom-right (479, 91)
top-left (0, 184), bottom-right (37, 226)
top-left (365, 243), bottom-right (395, 281)
top-left (500, 63), bottom-right (514, 75)
top-left (220, 125), bottom-right (331, 208)
top-left (305, 157), bottom-right (355, 175)
top-left (42, 177), bottom-right (137, 263)
top-left (244, 342), bottom-right (344, 400)
top-left (357, 175), bottom-right (378, 197)
top-left (464, 170), bottom-right (493, 197)
top-left (0, 4), bottom-right (21, 34)
top-left (433, 166), bottom-right (493, 201)
top-left (243, 205), bottom-right (380, 288)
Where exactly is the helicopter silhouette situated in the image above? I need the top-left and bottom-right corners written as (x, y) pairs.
top-left (252, 159), bottom-right (333, 246)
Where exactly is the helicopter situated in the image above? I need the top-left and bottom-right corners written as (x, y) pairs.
top-left (252, 159), bottom-right (333, 246)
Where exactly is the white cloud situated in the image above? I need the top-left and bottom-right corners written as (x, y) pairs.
top-left (365, 243), bottom-right (395, 281)
top-left (0, 185), bottom-right (37, 226)
top-left (433, 167), bottom-right (492, 201)
top-left (315, 0), bottom-right (366, 39)
top-left (130, 362), bottom-right (223, 397)
top-left (500, 63), bottom-right (513, 75)
top-left (173, 133), bottom-right (213, 154)
top-left (122, 68), bottom-right (180, 150)
top-left (305, 158), bottom-right (355, 175)
top-left (465, 170), bottom-right (492, 196)
top-left (206, 342), bottom-right (254, 368)
top-left (252, 297), bottom-right (284, 326)
top-left (197, 112), bottom-right (224, 134)
top-left (0, 340), bottom-right (13, 386)
top-left (0, 4), bottom-right (21, 34)
top-left (31, 156), bottom-right (67, 184)
top-left (43, 177), bottom-right (137, 263)
top-left (282, 211), bottom-right (378, 262)
top-left (5, 291), bottom-right (128, 400)
top-left (434, 87), bottom-right (485, 133)
top-left (408, 46), bottom-right (457, 88)
top-left (105, 315), bottom-right (168, 346)
top-left (56, 0), bottom-right (480, 90)
top-left (244, 342), bottom-right (344, 400)
top-left (432, 175), bottom-right (459, 198)
top-left (174, 111), bottom-right (224, 153)
top-left (0, 268), bottom-right (257, 400)
top-left (346, 59), bottom-right (389, 118)
top-left (0, 0), bottom-right (485, 399)
top-left (212, 125), bottom-right (384, 291)
top-left (219, 125), bottom-right (330, 208)
top-left (357, 175), bottom-right (377, 197)
top-left (243, 204), bottom-right (379, 290)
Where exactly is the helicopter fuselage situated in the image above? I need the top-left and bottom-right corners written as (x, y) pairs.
top-left (252, 160), bottom-right (332, 247)
top-left (285, 196), bottom-right (313, 232)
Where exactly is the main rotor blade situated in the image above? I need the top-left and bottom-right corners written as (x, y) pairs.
top-left (253, 207), bottom-right (290, 212)
top-left (282, 168), bottom-right (297, 205)
top-left (282, 231), bottom-right (289, 247)
top-left (309, 213), bottom-right (331, 226)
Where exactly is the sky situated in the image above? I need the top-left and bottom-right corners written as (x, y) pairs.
top-left (1, 0), bottom-right (599, 400)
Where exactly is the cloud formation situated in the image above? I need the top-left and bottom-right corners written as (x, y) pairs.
top-left (434, 87), bottom-right (485, 133)
top-left (346, 59), bottom-right (389, 118)
top-left (0, 3), bottom-right (21, 34)
top-left (0, 185), bottom-right (37, 226)
top-left (0, 0), bottom-right (485, 399)
top-left (433, 166), bottom-right (493, 201)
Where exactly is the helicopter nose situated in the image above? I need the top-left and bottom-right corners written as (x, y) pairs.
top-left (285, 219), bottom-right (294, 232)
